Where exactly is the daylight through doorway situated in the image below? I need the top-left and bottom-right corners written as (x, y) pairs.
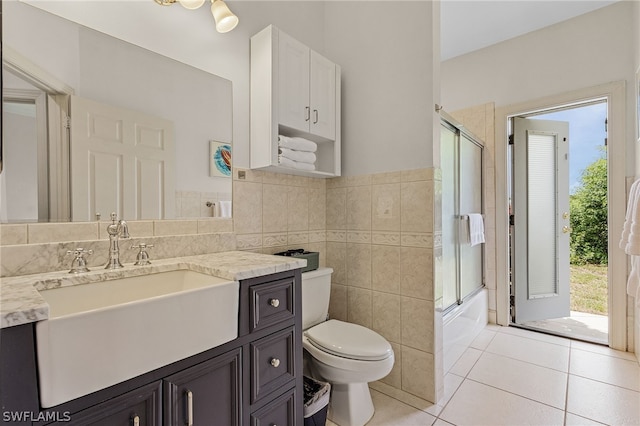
top-left (509, 100), bottom-right (609, 345)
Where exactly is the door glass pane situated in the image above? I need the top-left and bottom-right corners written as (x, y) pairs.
top-left (459, 135), bottom-right (483, 299)
top-left (441, 124), bottom-right (458, 309)
top-left (527, 132), bottom-right (558, 298)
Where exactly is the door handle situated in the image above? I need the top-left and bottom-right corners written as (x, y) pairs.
top-left (186, 390), bottom-right (194, 426)
top-left (562, 225), bottom-right (572, 234)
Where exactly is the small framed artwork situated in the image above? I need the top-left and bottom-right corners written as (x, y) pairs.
top-left (210, 140), bottom-right (232, 178)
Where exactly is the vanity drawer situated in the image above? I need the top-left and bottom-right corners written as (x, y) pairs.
top-left (250, 387), bottom-right (296, 426)
top-left (250, 327), bottom-right (295, 403)
top-left (249, 277), bottom-right (295, 332)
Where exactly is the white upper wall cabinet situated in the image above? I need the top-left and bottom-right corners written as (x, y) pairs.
top-left (251, 25), bottom-right (341, 177)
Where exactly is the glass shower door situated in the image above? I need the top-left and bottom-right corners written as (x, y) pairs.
top-left (441, 120), bottom-right (484, 311)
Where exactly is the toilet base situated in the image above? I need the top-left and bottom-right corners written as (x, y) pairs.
top-left (327, 382), bottom-right (374, 426)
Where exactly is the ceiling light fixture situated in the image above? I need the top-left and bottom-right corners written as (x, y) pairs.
top-left (154, 0), bottom-right (239, 33)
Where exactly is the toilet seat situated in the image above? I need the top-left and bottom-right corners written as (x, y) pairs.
top-left (304, 319), bottom-right (392, 361)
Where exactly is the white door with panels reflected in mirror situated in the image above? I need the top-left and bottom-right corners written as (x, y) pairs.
top-left (512, 117), bottom-right (571, 323)
top-left (70, 95), bottom-right (175, 221)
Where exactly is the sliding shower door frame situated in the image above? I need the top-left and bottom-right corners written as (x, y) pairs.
top-left (441, 113), bottom-right (486, 315)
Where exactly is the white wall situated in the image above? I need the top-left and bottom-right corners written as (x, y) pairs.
top-left (324, 1), bottom-right (439, 175)
top-left (441, 1), bottom-right (635, 176)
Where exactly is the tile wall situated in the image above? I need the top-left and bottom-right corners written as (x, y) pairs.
top-left (324, 169), bottom-right (441, 403)
top-left (231, 168), bottom-right (328, 261)
top-left (0, 218), bottom-right (234, 277)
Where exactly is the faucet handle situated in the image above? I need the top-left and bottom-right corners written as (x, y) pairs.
top-left (66, 248), bottom-right (93, 274)
top-left (131, 243), bottom-right (154, 266)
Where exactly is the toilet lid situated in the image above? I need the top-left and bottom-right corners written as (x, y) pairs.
top-left (304, 320), bottom-right (392, 361)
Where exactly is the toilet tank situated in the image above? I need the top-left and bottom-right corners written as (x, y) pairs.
top-left (301, 267), bottom-right (333, 330)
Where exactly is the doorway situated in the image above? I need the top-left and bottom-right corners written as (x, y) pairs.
top-left (508, 100), bottom-right (609, 344)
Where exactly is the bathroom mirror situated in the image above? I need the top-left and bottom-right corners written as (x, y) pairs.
top-left (2, 3), bottom-right (233, 223)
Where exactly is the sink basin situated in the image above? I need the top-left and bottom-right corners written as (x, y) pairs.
top-left (35, 269), bottom-right (239, 408)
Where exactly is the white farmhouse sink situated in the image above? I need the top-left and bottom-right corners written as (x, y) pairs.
top-left (35, 269), bottom-right (239, 408)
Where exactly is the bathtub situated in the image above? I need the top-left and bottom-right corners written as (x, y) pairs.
top-left (442, 288), bottom-right (488, 373)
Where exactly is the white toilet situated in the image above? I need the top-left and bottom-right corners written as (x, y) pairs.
top-left (301, 267), bottom-right (394, 426)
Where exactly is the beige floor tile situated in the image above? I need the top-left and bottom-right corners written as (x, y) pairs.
top-left (424, 373), bottom-right (464, 417)
top-left (571, 339), bottom-right (639, 361)
top-left (433, 419), bottom-right (455, 426)
top-left (570, 348), bottom-right (640, 391)
top-left (439, 380), bottom-right (564, 426)
top-left (564, 413), bottom-right (607, 425)
top-left (567, 375), bottom-right (640, 426)
top-left (485, 332), bottom-right (570, 372)
top-left (367, 389), bottom-right (436, 425)
top-left (448, 347), bottom-right (482, 378)
top-left (469, 329), bottom-right (496, 351)
top-left (467, 352), bottom-right (567, 409)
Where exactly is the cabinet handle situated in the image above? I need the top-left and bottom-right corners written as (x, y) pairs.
top-left (270, 358), bottom-right (281, 368)
top-left (131, 415), bottom-right (140, 426)
top-left (313, 109), bottom-right (319, 124)
top-left (269, 298), bottom-right (280, 308)
top-left (305, 106), bottom-right (310, 122)
top-left (186, 390), bottom-right (194, 426)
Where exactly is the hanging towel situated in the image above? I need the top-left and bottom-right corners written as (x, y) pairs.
top-left (279, 147), bottom-right (317, 164)
top-left (215, 200), bottom-right (232, 218)
top-left (278, 135), bottom-right (318, 153)
top-left (278, 155), bottom-right (316, 171)
top-left (628, 256), bottom-right (640, 298)
top-left (468, 213), bottom-right (485, 247)
top-left (626, 185), bottom-right (640, 256)
top-left (620, 179), bottom-right (640, 249)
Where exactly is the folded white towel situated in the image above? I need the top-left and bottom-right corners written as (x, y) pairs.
top-left (468, 213), bottom-right (485, 246)
top-left (278, 135), bottom-right (318, 153)
top-left (279, 147), bottom-right (316, 164)
top-left (620, 179), bottom-right (640, 249)
top-left (279, 155), bottom-right (316, 171)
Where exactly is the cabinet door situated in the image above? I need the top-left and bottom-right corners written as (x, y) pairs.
top-left (278, 30), bottom-right (310, 133)
top-left (309, 51), bottom-right (336, 140)
top-left (164, 348), bottom-right (241, 426)
top-left (47, 381), bottom-right (161, 426)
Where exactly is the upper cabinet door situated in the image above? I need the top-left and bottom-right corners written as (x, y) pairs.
top-left (310, 51), bottom-right (336, 140)
top-left (278, 31), bottom-right (310, 133)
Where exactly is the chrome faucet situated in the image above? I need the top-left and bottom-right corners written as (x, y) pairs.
top-left (105, 212), bottom-right (130, 269)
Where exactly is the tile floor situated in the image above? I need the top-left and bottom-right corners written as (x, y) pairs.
top-left (326, 324), bottom-right (640, 426)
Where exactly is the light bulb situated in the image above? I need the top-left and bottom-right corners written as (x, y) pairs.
top-left (179, 0), bottom-right (205, 10)
top-left (211, 0), bottom-right (239, 33)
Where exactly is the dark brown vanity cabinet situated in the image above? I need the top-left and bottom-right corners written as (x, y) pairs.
top-left (0, 269), bottom-right (303, 426)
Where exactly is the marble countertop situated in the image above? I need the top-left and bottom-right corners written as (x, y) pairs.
top-left (0, 251), bottom-right (306, 329)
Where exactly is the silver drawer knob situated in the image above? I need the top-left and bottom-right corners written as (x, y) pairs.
top-left (269, 298), bottom-right (280, 308)
top-left (270, 358), bottom-right (280, 368)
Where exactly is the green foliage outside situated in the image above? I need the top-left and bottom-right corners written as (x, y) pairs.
top-left (569, 151), bottom-right (608, 265)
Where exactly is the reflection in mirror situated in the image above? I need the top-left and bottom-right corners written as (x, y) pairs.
top-left (2, 3), bottom-right (233, 223)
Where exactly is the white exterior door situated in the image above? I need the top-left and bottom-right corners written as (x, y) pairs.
top-left (70, 95), bottom-right (175, 221)
top-left (512, 117), bottom-right (571, 323)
